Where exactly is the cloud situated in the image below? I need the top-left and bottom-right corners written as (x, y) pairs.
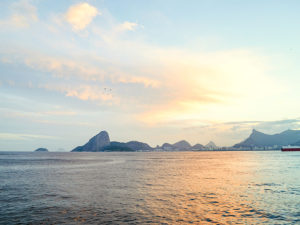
top-left (181, 118), bottom-right (300, 146)
top-left (190, 119), bottom-right (300, 133)
top-left (1, 40), bottom-right (280, 126)
top-left (118, 21), bottom-right (138, 31)
top-left (42, 84), bottom-right (119, 103)
top-left (2, 1), bottom-right (298, 150)
top-left (0, 107), bottom-right (95, 127)
top-left (0, 0), bottom-right (38, 28)
top-left (65, 86), bottom-right (113, 101)
top-left (1, 47), bottom-right (160, 88)
top-left (65, 3), bottom-right (99, 31)
top-left (129, 48), bottom-right (279, 125)
top-left (43, 110), bottom-right (77, 116)
top-left (0, 2), bottom-right (283, 131)
top-left (252, 119), bottom-right (300, 133)
top-left (0, 133), bottom-right (57, 141)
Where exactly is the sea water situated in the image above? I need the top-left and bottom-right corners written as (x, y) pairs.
top-left (0, 151), bottom-right (300, 224)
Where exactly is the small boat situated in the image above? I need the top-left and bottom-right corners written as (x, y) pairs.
top-left (281, 145), bottom-right (300, 151)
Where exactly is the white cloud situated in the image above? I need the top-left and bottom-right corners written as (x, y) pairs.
top-left (118, 21), bottom-right (138, 31)
top-left (42, 84), bottom-right (119, 104)
top-left (0, 0), bottom-right (38, 28)
top-left (0, 48), bottom-right (160, 88)
top-left (0, 2), bottom-right (285, 134)
top-left (0, 133), bottom-right (57, 141)
top-left (44, 110), bottom-right (77, 116)
top-left (1, 39), bottom-right (281, 125)
top-left (65, 3), bottom-right (99, 31)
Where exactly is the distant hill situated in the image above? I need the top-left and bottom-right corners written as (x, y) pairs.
top-left (125, 141), bottom-right (152, 151)
top-left (291, 139), bottom-right (300, 146)
top-left (191, 143), bottom-right (204, 150)
top-left (108, 141), bottom-right (152, 151)
top-left (102, 142), bottom-right (134, 152)
top-left (161, 143), bottom-right (174, 150)
top-left (35, 148), bottom-right (48, 152)
top-left (234, 129), bottom-right (300, 149)
top-left (160, 140), bottom-right (192, 150)
top-left (291, 140), bottom-right (300, 146)
top-left (205, 141), bottom-right (218, 149)
top-left (71, 131), bottom-right (153, 152)
top-left (173, 140), bottom-right (191, 150)
top-left (159, 141), bottom-right (207, 151)
top-left (70, 129), bottom-right (300, 152)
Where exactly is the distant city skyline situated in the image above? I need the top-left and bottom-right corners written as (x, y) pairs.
top-left (1, 0), bottom-right (300, 151)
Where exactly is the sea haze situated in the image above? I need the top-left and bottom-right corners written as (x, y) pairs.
top-left (1, 151), bottom-right (300, 224)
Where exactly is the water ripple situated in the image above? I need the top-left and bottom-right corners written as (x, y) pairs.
top-left (0, 151), bottom-right (300, 224)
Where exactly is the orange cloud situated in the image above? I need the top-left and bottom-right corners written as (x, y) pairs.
top-left (42, 84), bottom-right (119, 104)
top-left (0, 3), bottom-right (283, 129)
top-left (17, 52), bottom-right (160, 88)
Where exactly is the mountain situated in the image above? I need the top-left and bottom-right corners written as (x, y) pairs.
top-left (71, 131), bottom-right (110, 152)
top-left (234, 129), bottom-right (300, 148)
top-left (105, 141), bottom-right (152, 151)
top-left (125, 141), bottom-right (152, 151)
top-left (205, 141), bottom-right (217, 149)
top-left (173, 140), bottom-right (191, 150)
top-left (160, 141), bottom-right (203, 151)
top-left (161, 143), bottom-right (174, 150)
top-left (291, 140), bottom-right (300, 146)
top-left (71, 131), bottom-right (152, 152)
top-left (102, 142), bottom-right (134, 151)
top-left (292, 140), bottom-right (300, 146)
top-left (35, 148), bottom-right (48, 152)
top-left (191, 143), bottom-right (204, 150)
top-left (160, 140), bottom-right (192, 150)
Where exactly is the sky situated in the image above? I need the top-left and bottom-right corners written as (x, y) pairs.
top-left (1, 0), bottom-right (300, 151)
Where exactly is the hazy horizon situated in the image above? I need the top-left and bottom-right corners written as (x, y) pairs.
top-left (1, 0), bottom-right (300, 151)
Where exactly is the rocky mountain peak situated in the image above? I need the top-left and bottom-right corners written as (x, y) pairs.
top-left (72, 130), bottom-right (110, 152)
top-left (92, 130), bottom-right (110, 148)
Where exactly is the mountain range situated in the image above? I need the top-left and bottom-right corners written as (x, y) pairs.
top-left (234, 129), bottom-right (300, 149)
top-left (158, 140), bottom-right (214, 151)
top-left (70, 129), bottom-right (300, 152)
top-left (71, 130), bottom-right (217, 152)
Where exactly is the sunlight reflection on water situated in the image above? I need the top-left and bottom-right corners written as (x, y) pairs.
top-left (0, 151), bottom-right (300, 224)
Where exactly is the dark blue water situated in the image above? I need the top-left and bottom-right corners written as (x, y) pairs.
top-left (1, 151), bottom-right (300, 224)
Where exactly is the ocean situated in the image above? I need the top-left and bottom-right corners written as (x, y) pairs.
top-left (0, 151), bottom-right (300, 224)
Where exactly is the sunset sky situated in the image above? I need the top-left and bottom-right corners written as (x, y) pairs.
top-left (1, 0), bottom-right (300, 151)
